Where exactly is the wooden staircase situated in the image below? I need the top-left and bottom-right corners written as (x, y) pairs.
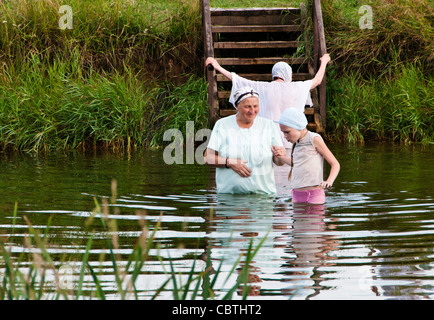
top-left (201, 0), bottom-right (327, 133)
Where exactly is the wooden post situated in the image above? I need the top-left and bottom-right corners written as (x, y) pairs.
top-left (201, 0), bottom-right (219, 124)
top-left (313, 0), bottom-right (327, 130)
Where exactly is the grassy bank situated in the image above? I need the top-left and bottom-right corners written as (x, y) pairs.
top-left (0, 0), bottom-right (208, 152)
top-left (0, 0), bottom-right (432, 152)
top-left (322, 0), bottom-right (433, 144)
top-left (0, 54), bottom-right (209, 152)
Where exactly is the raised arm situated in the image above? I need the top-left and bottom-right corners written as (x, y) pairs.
top-left (206, 57), bottom-right (232, 81)
top-left (310, 54), bottom-right (331, 89)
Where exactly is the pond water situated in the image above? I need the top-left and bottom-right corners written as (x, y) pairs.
top-left (0, 142), bottom-right (433, 300)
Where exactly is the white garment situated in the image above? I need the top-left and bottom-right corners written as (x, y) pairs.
top-left (272, 61), bottom-right (293, 82)
top-left (229, 72), bottom-right (313, 149)
top-left (207, 115), bottom-right (283, 194)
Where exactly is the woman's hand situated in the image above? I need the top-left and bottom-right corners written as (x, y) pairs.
top-left (320, 54), bottom-right (331, 65)
top-left (206, 57), bottom-right (219, 69)
top-left (205, 57), bottom-right (232, 80)
top-left (271, 145), bottom-right (291, 165)
top-left (227, 158), bottom-right (251, 177)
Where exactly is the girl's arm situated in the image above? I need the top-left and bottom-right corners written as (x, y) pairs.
top-left (271, 145), bottom-right (291, 166)
top-left (206, 57), bottom-right (232, 81)
top-left (313, 136), bottom-right (340, 189)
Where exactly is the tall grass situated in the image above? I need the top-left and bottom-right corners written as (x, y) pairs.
top-left (322, 0), bottom-right (433, 77)
top-left (321, 0), bottom-right (433, 143)
top-left (327, 63), bottom-right (433, 144)
top-left (0, 0), bottom-right (202, 81)
top-left (0, 53), bottom-right (209, 152)
top-left (0, 0), bottom-right (208, 152)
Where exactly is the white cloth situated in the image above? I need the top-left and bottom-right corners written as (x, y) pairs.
top-left (229, 72), bottom-right (313, 149)
top-left (272, 61), bottom-right (293, 82)
top-left (232, 86), bottom-right (259, 107)
top-left (278, 107), bottom-right (308, 130)
top-left (207, 115), bottom-right (283, 194)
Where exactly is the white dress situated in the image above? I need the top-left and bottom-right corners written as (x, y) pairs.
top-left (207, 115), bottom-right (283, 194)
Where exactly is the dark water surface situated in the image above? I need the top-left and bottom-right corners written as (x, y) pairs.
top-left (0, 143), bottom-right (433, 300)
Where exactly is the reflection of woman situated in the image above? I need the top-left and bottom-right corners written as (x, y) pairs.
top-left (202, 193), bottom-right (338, 298)
top-left (204, 87), bottom-right (285, 194)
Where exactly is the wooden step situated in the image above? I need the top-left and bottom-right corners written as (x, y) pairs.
top-left (214, 40), bottom-right (301, 49)
top-left (314, 112), bottom-right (324, 132)
top-left (211, 7), bottom-right (301, 26)
top-left (211, 7), bottom-right (300, 15)
top-left (216, 73), bottom-right (311, 82)
top-left (212, 25), bottom-right (302, 33)
top-left (217, 57), bottom-right (307, 66)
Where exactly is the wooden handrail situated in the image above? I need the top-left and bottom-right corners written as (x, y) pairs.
top-left (201, 0), bottom-right (219, 124)
top-left (312, 0), bottom-right (327, 129)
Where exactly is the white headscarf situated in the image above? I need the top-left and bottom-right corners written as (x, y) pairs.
top-left (232, 86), bottom-right (260, 108)
top-left (278, 107), bottom-right (308, 130)
top-left (271, 62), bottom-right (292, 82)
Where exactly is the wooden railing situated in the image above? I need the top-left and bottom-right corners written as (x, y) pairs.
top-left (312, 0), bottom-right (327, 130)
top-left (200, 0), bottom-right (219, 124)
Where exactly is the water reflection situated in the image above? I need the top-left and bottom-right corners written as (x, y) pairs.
top-left (203, 194), bottom-right (340, 299)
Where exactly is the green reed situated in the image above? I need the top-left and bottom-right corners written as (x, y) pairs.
top-left (0, 0), bottom-right (202, 79)
top-left (322, 0), bottom-right (433, 77)
top-left (0, 53), bottom-right (209, 152)
top-left (0, 182), bottom-right (265, 300)
top-left (0, 0), bottom-right (207, 152)
top-left (327, 62), bottom-right (433, 144)
top-left (320, 0), bottom-right (433, 143)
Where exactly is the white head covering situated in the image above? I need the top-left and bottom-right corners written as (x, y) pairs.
top-left (278, 107), bottom-right (307, 130)
top-left (232, 86), bottom-right (259, 108)
top-left (271, 62), bottom-right (292, 82)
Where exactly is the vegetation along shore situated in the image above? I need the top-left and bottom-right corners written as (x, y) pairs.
top-left (0, 0), bottom-right (432, 152)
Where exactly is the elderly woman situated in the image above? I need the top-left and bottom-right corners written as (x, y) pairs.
top-left (204, 87), bottom-right (285, 194)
